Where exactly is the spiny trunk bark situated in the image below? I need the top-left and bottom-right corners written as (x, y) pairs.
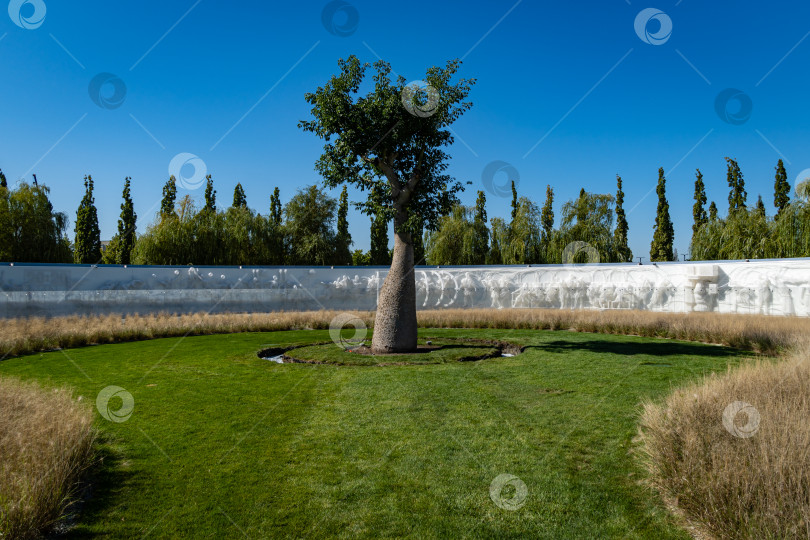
top-left (371, 214), bottom-right (417, 353)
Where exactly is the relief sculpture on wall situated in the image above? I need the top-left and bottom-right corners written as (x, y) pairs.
top-left (1, 260), bottom-right (809, 318)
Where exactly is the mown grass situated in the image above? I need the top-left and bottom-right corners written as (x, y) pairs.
top-left (0, 378), bottom-right (96, 539)
top-left (283, 337), bottom-right (503, 365)
top-left (0, 328), bottom-right (749, 538)
top-left (2, 308), bottom-right (808, 359)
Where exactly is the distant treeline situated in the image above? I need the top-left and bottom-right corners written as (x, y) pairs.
top-left (0, 157), bottom-right (808, 266)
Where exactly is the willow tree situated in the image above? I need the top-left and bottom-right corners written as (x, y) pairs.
top-left (424, 204), bottom-right (478, 265)
top-left (424, 200), bottom-right (489, 265)
top-left (770, 181), bottom-right (810, 257)
top-left (691, 206), bottom-right (771, 261)
top-left (299, 56), bottom-right (474, 353)
top-left (555, 189), bottom-right (615, 263)
top-left (284, 184), bottom-right (337, 266)
top-left (488, 218), bottom-right (505, 265)
top-left (2, 181), bottom-right (71, 263)
top-left (502, 197), bottom-right (542, 264)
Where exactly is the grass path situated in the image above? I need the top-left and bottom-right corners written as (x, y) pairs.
top-left (0, 329), bottom-right (747, 538)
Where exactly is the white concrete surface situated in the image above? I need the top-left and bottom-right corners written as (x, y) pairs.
top-left (1, 259), bottom-right (809, 318)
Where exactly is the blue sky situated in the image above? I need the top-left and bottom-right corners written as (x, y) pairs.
top-left (2, 0), bottom-right (809, 259)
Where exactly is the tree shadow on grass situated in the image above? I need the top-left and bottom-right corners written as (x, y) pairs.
top-left (60, 432), bottom-right (135, 539)
top-left (524, 339), bottom-right (739, 359)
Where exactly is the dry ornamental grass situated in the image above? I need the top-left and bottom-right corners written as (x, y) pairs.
top-left (637, 341), bottom-right (810, 539)
top-left (0, 378), bottom-right (96, 539)
top-left (2, 308), bottom-right (809, 359)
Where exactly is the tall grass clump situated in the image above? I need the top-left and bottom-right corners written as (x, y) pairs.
top-left (0, 378), bottom-right (96, 539)
top-left (637, 341), bottom-right (810, 539)
top-left (2, 309), bottom-right (809, 359)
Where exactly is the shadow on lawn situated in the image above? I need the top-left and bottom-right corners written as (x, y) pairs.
top-left (525, 339), bottom-right (739, 359)
top-left (61, 433), bottom-right (134, 539)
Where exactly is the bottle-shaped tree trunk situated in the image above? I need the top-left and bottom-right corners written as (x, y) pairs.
top-left (371, 212), bottom-right (417, 353)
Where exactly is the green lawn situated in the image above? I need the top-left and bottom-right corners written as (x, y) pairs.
top-left (0, 329), bottom-right (747, 539)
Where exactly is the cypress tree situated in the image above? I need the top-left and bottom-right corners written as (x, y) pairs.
top-left (74, 175), bottom-right (102, 264)
top-left (368, 183), bottom-right (390, 265)
top-left (510, 180), bottom-right (518, 221)
top-left (692, 169), bottom-right (708, 238)
top-left (233, 183), bottom-right (247, 208)
top-left (774, 159), bottom-right (790, 217)
top-left (475, 190), bottom-right (487, 225)
top-left (540, 185), bottom-right (554, 241)
top-left (726, 157), bottom-right (747, 214)
top-left (117, 177), bottom-right (137, 264)
top-left (650, 168), bottom-right (674, 262)
top-left (204, 175), bottom-right (216, 212)
top-left (614, 175), bottom-right (631, 262)
top-left (160, 176), bottom-right (177, 217)
top-left (539, 185), bottom-right (554, 263)
top-left (268, 187), bottom-right (284, 265)
top-left (270, 187), bottom-right (282, 225)
top-left (709, 201), bottom-right (718, 221)
top-left (369, 213), bottom-right (390, 265)
top-left (0, 177), bottom-right (11, 261)
top-left (334, 186), bottom-right (352, 265)
top-left (472, 190), bottom-right (489, 265)
top-left (755, 194), bottom-right (766, 218)
top-left (0, 169), bottom-right (7, 262)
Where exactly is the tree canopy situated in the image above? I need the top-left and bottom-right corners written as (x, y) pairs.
top-left (1, 181), bottom-right (71, 263)
top-left (284, 185), bottom-right (337, 266)
top-left (298, 55), bottom-right (474, 238)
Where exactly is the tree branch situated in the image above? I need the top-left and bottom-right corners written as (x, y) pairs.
top-left (365, 153), bottom-right (401, 200)
top-left (399, 149), bottom-right (425, 204)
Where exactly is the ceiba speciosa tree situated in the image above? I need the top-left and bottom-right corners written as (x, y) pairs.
top-left (299, 56), bottom-right (474, 352)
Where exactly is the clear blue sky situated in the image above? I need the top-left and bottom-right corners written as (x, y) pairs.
top-left (2, 0), bottom-right (809, 259)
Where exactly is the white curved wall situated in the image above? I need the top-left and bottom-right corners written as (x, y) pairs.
top-left (1, 259), bottom-right (809, 318)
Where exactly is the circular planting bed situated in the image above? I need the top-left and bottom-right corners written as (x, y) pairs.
top-left (258, 337), bottom-right (524, 366)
